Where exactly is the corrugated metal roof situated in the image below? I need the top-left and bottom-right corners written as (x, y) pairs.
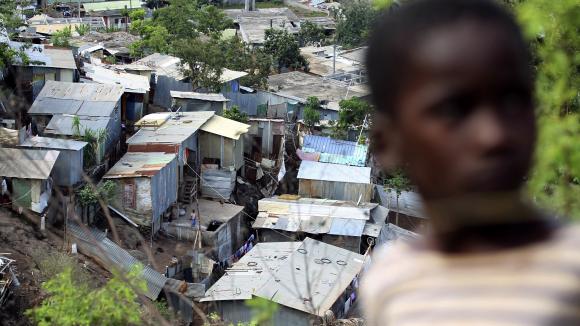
top-left (200, 242), bottom-right (300, 302)
top-left (200, 115), bottom-right (250, 140)
top-left (340, 47), bottom-right (367, 63)
top-left (67, 222), bottom-right (167, 300)
top-left (377, 223), bottom-right (420, 247)
top-left (83, 0), bottom-right (143, 12)
top-left (19, 136), bottom-right (88, 151)
top-left (134, 53), bottom-right (184, 79)
top-left (197, 198), bottom-right (244, 224)
top-left (25, 46), bottom-right (77, 69)
top-left (0, 148), bottom-right (59, 179)
top-left (297, 161), bottom-right (371, 184)
top-left (127, 112), bottom-right (214, 145)
top-left (170, 91), bottom-right (228, 102)
top-left (28, 81), bottom-right (123, 116)
top-left (103, 152), bottom-right (176, 178)
top-left (255, 238), bottom-right (365, 317)
top-left (253, 197), bottom-right (374, 237)
top-left (220, 68), bottom-right (248, 83)
top-left (84, 64), bottom-right (150, 94)
top-left (303, 135), bottom-right (368, 167)
top-left (44, 115), bottom-right (111, 136)
top-left (375, 186), bottom-right (426, 218)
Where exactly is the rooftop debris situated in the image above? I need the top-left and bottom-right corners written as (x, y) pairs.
top-left (0, 255), bottom-right (18, 307)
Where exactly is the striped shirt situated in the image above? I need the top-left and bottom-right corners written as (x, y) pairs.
top-left (361, 225), bottom-right (580, 326)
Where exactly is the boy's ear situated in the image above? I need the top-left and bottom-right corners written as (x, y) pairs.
top-left (371, 114), bottom-right (402, 170)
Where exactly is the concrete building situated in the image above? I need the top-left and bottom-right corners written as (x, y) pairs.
top-left (267, 71), bottom-right (369, 121)
top-left (297, 161), bottom-right (373, 202)
top-left (0, 148), bottom-right (59, 213)
top-left (83, 0), bottom-right (143, 29)
top-left (103, 152), bottom-right (178, 233)
top-left (224, 8), bottom-right (300, 47)
top-left (18, 136), bottom-right (88, 187)
top-left (201, 238), bottom-right (365, 324)
top-left (253, 197), bottom-right (383, 253)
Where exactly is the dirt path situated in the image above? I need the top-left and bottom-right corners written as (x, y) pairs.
top-left (0, 208), bottom-right (110, 326)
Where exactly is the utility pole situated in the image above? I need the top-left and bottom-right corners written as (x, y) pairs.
top-left (333, 43), bottom-right (336, 74)
top-left (78, 0), bottom-right (81, 19)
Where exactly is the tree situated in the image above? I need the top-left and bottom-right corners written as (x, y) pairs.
top-left (512, 0), bottom-right (580, 218)
top-left (221, 37), bottom-right (272, 89)
top-left (27, 266), bottom-right (146, 326)
top-left (297, 21), bottom-right (326, 47)
top-left (263, 29), bottom-right (308, 72)
top-left (195, 5), bottom-right (233, 38)
top-left (335, 0), bottom-right (377, 49)
top-left (303, 96), bottom-right (321, 129)
top-left (223, 105), bottom-right (249, 123)
top-left (332, 97), bottom-right (372, 140)
top-left (52, 26), bottom-right (72, 48)
top-left (172, 37), bottom-right (226, 91)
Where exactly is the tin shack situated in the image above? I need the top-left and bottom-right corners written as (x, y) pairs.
top-left (18, 136), bottom-right (87, 187)
top-left (297, 161), bottom-right (373, 202)
top-left (252, 197), bottom-right (379, 253)
top-left (0, 148), bottom-right (59, 213)
top-left (201, 238), bottom-right (365, 324)
top-left (103, 152), bottom-right (178, 233)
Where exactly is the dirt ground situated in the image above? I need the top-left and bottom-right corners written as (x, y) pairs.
top-left (0, 208), bottom-right (110, 326)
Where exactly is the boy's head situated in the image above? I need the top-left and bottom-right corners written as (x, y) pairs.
top-left (368, 0), bottom-right (535, 200)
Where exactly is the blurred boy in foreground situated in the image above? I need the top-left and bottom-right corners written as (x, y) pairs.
top-left (361, 0), bottom-right (580, 325)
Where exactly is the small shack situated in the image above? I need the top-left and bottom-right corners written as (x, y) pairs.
top-left (83, 64), bottom-right (150, 124)
top-left (253, 197), bottom-right (380, 253)
top-left (299, 134), bottom-right (368, 167)
top-left (27, 81), bottom-right (124, 162)
top-left (162, 199), bottom-right (247, 262)
top-left (18, 136), bottom-right (87, 187)
top-left (201, 238), bottom-right (365, 324)
top-left (11, 44), bottom-right (77, 101)
top-left (103, 152), bottom-right (178, 233)
top-left (171, 91), bottom-right (229, 114)
top-left (127, 112), bottom-right (215, 202)
top-left (135, 53), bottom-right (247, 109)
top-left (0, 148), bottom-right (59, 213)
top-left (198, 115), bottom-right (249, 199)
top-left (297, 161), bottom-right (372, 202)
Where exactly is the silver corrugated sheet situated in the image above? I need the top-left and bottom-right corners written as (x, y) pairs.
top-left (67, 222), bottom-right (167, 300)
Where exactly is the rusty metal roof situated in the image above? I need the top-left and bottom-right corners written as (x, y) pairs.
top-left (103, 152), bottom-right (176, 178)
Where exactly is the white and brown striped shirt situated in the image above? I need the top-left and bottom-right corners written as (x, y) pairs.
top-left (361, 225), bottom-right (580, 326)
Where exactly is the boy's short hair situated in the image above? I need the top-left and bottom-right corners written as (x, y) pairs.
top-left (366, 0), bottom-right (531, 116)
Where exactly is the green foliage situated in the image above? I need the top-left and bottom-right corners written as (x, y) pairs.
top-left (74, 24), bottom-right (91, 36)
top-left (297, 21), bottom-right (326, 46)
top-left (384, 168), bottom-right (412, 196)
top-left (246, 297), bottom-right (278, 325)
top-left (223, 105), bottom-right (249, 123)
top-left (195, 5), bottom-right (233, 38)
top-left (172, 36), bottom-right (225, 91)
top-left (220, 37), bottom-right (272, 89)
top-left (335, 0), bottom-right (377, 49)
top-left (263, 29), bottom-right (308, 72)
top-left (27, 266), bottom-right (146, 326)
top-left (30, 250), bottom-right (92, 286)
top-left (77, 180), bottom-right (117, 207)
top-left (303, 96), bottom-right (321, 128)
top-left (511, 0), bottom-right (580, 218)
top-left (77, 127), bottom-right (108, 167)
top-left (332, 97), bottom-right (371, 140)
top-left (52, 26), bottom-right (72, 48)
